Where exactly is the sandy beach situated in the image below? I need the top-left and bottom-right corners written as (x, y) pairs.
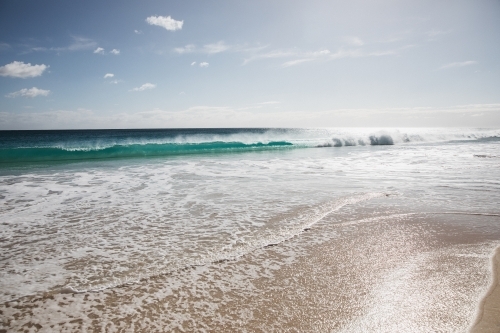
top-left (2, 206), bottom-right (500, 332)
top-left (470, 246), bottom-right (500, 333)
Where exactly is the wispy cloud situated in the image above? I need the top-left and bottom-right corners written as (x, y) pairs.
top-left (344, 36), bottom-right (364, 46)
top-left (31, 47), bottom-right (47, 52)
top-left (50, 36), bottom-right (97, 52)
top-left (427, 30), bottom-right (452, 38)
top-left (93, 47), bottom-right (120, 55)
top-left (6, 87), bottom-right (50, 98)
top-left (146, 15), bottom-right (183, 31)
top-left (244, 48), bottom-right (332, 67)
top-left (244, 42), bottom-right (410, 67)
top-left (66, 36), bottom-right (97, 51)
top-left (242, 50), bottom-right (299, 65)
top-left (3, 103), bottom-right (499, 130)
top-left (248, 48), bottom-right (359, 67)
top-left (130, 83), bottom-right (156, 92)
top-left (258, 101), bottom-right (281, 105)
top-left (191, 61), bottom-right (209, 67)
top-left (280, 49), bottom-right (365, 67)
top-left (203, 41), bottom-right (230, 54)
top-left (174, 44), bottom-right (195, 54)
top-left (104, 73), bottom-right (114, 79)
top-left (0, 43), bottom-right (10, 51)
top-left (0, 61), bottom-right (49, 78)
top-left (440, 61), bottom-right (477, 69)
top-left (282, 58), bottom-right (314, 67)
top-left (134, 30), bottom-right (142, 35)
top-left (26, 36), bottom-right (98, 54)
top-left (174, 41), bottom-right (231, 55)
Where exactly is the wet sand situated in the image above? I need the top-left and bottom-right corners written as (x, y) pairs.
top-left (1, 210), bottom-right (500, 332)
top-left (470, 246), bottom-right (500, 333)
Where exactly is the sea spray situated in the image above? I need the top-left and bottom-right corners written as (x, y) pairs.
top-left (1, 128), bottom-right (499, 164)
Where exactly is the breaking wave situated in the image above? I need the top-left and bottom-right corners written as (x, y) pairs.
top-left (0, 127), bottom-right (498, 163)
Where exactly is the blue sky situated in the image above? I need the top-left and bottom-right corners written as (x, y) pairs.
top-left (0, 0), bottom-right (499, 129)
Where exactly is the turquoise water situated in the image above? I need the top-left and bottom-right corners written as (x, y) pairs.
top-left (1, 128), bottom-right (499, 165)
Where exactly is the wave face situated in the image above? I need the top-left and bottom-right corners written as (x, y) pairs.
top-left (1, 128), bottom-right (499, 164)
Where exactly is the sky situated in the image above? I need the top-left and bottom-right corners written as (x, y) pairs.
top-left (0, 0), bottom-right (499, 129)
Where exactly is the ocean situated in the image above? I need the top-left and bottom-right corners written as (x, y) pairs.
top-left (1, 127), bottom-right (500, 332)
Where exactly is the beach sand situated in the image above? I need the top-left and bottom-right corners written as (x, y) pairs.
top-left (1, 210), bottom-right (500, 332)
top-left (470, 246), bottom-right (500, 333)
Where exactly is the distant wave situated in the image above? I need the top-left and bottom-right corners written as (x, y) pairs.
top-left (314, 129), bottom-right (500, 147)
top-left (0, 141), bottom-right (293, 163)
top-left (0, 127), bottom-right (499, 163)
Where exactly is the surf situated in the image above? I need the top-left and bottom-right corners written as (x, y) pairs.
top-left (1, 127), bottom-right (498, 164)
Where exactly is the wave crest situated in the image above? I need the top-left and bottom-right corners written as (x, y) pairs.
top-left (1, 127), bottom-right (499, 164)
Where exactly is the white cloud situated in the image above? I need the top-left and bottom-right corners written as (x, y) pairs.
top-left (6, 87), bottom-right (50, 98)
top-left (440, 61), bottom-right (477, 69)
top-left (199, 62), bottom-right (209, 67)
top-left (0, 61), bottom-right (49, 78)
top-left (134, 30), bottom-right (142, 34)
top-left (203, 41), bottom-right (230, 54)
top-left (344, 36), bottom-right (364, 46)
top-left (282, 58), bottom-right (313, 67)
top-left (146, 15), bottom-right (183, 31)
top-left (174, 41), bottom-right (234, 55)
top-left (110, 49), bottom-right (120, 55)
top-left (174, 44), bottom-right (195, 54)
top-left (94, 47), bottom-right (105, 54)
top-left (191, 61), bottom-right (196, 66)
top-left (109, 80), bottom-right (121, 84)
top-left (104, 73), bottom-right (114, 79)
top-left (130, 83), bottom-right (156, 92)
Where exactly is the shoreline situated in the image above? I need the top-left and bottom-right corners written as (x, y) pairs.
top-left (470, 245), bottom-right (500, 333)
top-left (2, 211), bottom-right (497, 332)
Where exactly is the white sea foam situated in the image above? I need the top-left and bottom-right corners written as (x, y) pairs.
top-left (1, 131), bottom-right (500, 304)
